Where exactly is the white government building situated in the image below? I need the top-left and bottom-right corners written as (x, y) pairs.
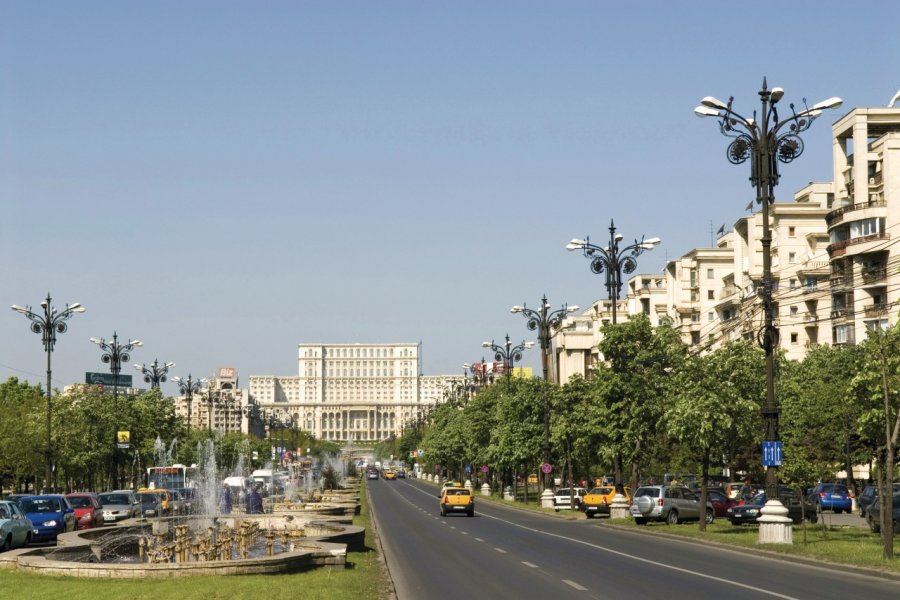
top-left (248, 343), bottom-right (457, 442)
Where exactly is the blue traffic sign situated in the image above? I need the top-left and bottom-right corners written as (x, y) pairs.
top-left (762, 441), bottom-right (782, 467)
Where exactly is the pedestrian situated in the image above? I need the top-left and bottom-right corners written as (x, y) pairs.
top-left (246, 484), bottom-right (264, 514)
top-left (219, 484), bottom-right (233, 514)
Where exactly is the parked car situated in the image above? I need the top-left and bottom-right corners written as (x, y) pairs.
top-left (367, 470), bottom-right (379, 480)
top-left (630, 485), bottom-right (714, 525)
top-left (0, 500), bottom-right (33, 550)
top-left (553, 487), bottom-right (587, 511)
top-left (858, 484), bottom-right (900, 519)
top-left (706, 488), bottom-right (741, 518)
top-left (19, 495), bottom-right (77, 543)
top-left (866, 492), bottom-right (900, 533)
top-left (65, 492), bottom-right (104, 530)
top-left (581, 486), bottom-right (631, 518)
top-left (134, 492), bottom-right (164, 518)
top-left (726, 488), bottom-right (817, 525)
top-left (173, 487), bottom-right (196, 514)
top-left (97, 490), bottom-right (140, 522)
top-left (439, 487), bottom-right (474, 517)
top-left (3, 494), bottom-right (32, 507)
top-left (808, 483), bottom-right (852, 514)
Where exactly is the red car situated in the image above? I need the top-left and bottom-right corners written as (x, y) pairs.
top-left (65, 493), bottom-right (104, 530)
top-left (705, 488), bottom-right (741, 517)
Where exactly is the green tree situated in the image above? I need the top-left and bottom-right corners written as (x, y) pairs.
top-left (0, 377), bottom-right (45, 493)
top-left (664, 341), bottom-right (763, 530)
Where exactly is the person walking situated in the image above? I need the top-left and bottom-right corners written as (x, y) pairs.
top-left (219, 484), bottom-right (233, 514)
top-left (246, 484), bottom-right (264, 514)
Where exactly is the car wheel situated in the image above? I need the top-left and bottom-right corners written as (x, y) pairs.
top-left (467, 509), bottom-right (474, 517)
top-left (585, 512), bottom-right (593, 519)
top-left (634, 518), bottom-right (647, 525)
top-left (806, 513), bottom-right (817, 524)
top-left (705, 508), bottom-right (714, 525)
top-left (2, 534), bottom-right (11, 551)
top-left (666, 510), bottom-right (679, 525)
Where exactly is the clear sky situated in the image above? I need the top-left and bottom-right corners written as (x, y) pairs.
top-left (3, 1), bottom-right (899, 397)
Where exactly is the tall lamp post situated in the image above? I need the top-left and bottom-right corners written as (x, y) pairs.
top-left (482, 335), bottom-right (534, 382)
top-left (511, 296), bottom-right (579, 496)
top-left (90, 332), bottom-right (142, 489)
top-left (567, 220), bottom-right (660, 325)
top-left (694, 80), bottom-right (842, 539)
top-left (11, 294), bottom-right (85, 493)
top-left (134, 359), bottom-right (175, 390)
top-left (172, 375), bottom-right (206, 434)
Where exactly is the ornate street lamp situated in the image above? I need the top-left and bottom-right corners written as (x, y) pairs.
top-left (134, 359), bottom-right (175, 389)
top-left (464, 358), bottom-right (494, 390)
top-left (11, 294), bottom-right (85, 492)
top-left (694, 79), bottom-right (841, 509)
top-left (172, 374), bottom-right (207, 433)
top-left (90, 333), bottom-right (143, 403)
top-left (567, 220), bottom-right (660, 325)
top-left (90, 332), bottom-right (142, 489)
top-left (511, 296), bottom-right (578, 494)
top-left (481, 334), bottom-right (534, 382)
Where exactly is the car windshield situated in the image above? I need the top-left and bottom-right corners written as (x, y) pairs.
top-left (99, 494), bottom-right (130, 505)
top-left (555, 489), bottom-right (571, 496)
top-left (22, 498), bottom-right (62, 513)
top-left (137, 495), bottom-right (158, 506)
top-left (634, 488), bottom-right (659, 498)
top-left (589, 487), bottom-right (613, 495)
top-left (67, 496), bottom-right (93, 508)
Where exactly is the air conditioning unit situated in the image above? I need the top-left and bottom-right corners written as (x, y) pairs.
top-left (869, 177), bottom-right (876, 185)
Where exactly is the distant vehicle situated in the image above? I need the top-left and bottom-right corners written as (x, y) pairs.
top-left (0, 500), bottom-right (33, 550)
top-left (630, 485), bottom-right (714, 525)
top-left (136, 488), bottom-right (172, 516)
top-left (134, 492), bottom-right (163, 518)
top-left (705, 488), bottom-right (740, 518)
top-left (808, 483), bottom-right (852, 514)
top-left (866, 492), bottom-right (900, 533)
top-left (726, 488), bottom-right (817, 525)
top-left (384, 470), bottom-right (396, 481)
top-left (859, 484), bottom-right (900, 518)
top-left (440, 487), bottom-right (474, 517)
top-left (20, 495), bottom-right (77, 543)
top-left (581, 486), bottom-right (631, 518)
top-left (97, 491), bottom-right (140, 522)
top-left (65, 493), bottom-right (104, 529)
top-left (553, 487), bottom-right (587, 511)
top-left (147, 464), bottom-right (197, 490)
top-left (395, 469), bottom-right (406, 479)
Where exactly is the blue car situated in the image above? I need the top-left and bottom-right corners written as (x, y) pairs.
top-left (19, 495), bottom-right (77, 543)
top-left (808, 483), bottom-right (852, 513)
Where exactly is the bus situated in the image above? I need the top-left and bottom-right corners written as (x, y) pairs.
top-left (146, 465), bottom-right (197, 490)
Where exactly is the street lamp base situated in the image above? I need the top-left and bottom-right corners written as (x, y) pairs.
top-left (610, 493), bottom-right (630, 519)
top-left (758, 500), bottom-right (793, 545)
top-left (540, 488), bottom-right (555, 509)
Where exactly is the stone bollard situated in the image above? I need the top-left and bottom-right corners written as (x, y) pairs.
top-left (540, 488), bottom-right (555, 509)
top-left (503, 486), bottom-right (515, 501)
top-left (758, 500), bottom-right (793, 545)
top-left (481, 483), bottom-right (491, 496)
top-left (464, 479), bottom-right (473, 492)
top-left (609, 493), bottom-right (630, 519)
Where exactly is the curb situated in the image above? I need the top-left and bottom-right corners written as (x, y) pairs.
top-left (364, 482), bottom-right (398, 600)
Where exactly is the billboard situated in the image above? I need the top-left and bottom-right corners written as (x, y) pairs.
top-left (218, 367), bottom-right (236, 379)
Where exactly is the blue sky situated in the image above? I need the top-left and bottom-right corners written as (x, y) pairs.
top-left (3, 1), bottom-right (899, 395)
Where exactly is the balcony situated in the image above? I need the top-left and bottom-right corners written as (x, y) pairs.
top-left (864, 304), bottom-right (888, 318)
top-left (825, 199), bottom-right (886, 226)
top-left (861, 267), bottom-right (887, 285)
top-left (828, 232), bottom-right (890, 257)
top-left (830, 307), bottom-right (853, 321)
top-left (829, 272), bottom-right (851, 289)
top-left (803, 312), bottom-right (819, 323)
top-left (797, 261), bottom-right (831, 277)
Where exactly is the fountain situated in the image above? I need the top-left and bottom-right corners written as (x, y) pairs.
top-left (0, 441), bottom-right (364, 578)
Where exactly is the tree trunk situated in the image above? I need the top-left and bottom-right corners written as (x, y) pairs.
top-left (699, 449), bottom-right (710, 532)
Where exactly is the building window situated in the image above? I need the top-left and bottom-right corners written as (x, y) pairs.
top-left (788, 226), bottom-right (796, 237)
top-left (788, 252), bottom-right (796, 263)
top-left (707, 268), bottom-right (714, 279)
top-left (691, 332), bottom-right (700, 345)
top-left (707, 290), bottom-right (715, 300)
top-left (790, 279), bottom-right (797, 289)
top-left (790, 306), bottom-right (798, 316)
top-left (708, 312), bottom-right (715, 322)
top-left (691, 313), bottom-right (700, 323)
top-left (790, 332), bottom-right (798, 344)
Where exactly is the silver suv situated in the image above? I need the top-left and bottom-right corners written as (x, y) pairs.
top-left (630, 485), bottom-right (714, 525)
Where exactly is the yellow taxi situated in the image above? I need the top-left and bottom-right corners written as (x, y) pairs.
top-left (439, 487), bottom-right (474, 517)
top-left (384, 470), bottom-right (397, 480)
top-left (581, 485), bottom-right (631, 518)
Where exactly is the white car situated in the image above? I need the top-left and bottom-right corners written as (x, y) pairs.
top-left (553, 487), bottom-right (587, 511)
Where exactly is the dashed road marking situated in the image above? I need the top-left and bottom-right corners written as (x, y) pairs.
top-left (494, 547), bottom-right (507, 554)
top-left (522, 561), bottom-right (539, 568)
top-left (563, 580), bottom-right (587, 591)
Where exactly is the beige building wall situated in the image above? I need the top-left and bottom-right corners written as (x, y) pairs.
top-left (249, 343), bottom-right (455, 442)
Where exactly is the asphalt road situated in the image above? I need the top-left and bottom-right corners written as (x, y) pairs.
top-left (367, 477), bottom-right (900, 600)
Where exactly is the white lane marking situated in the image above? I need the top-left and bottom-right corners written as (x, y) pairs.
top-left (522, 561), bottom-right (539, 569)
top-left (477, 512), bottom-right (801, 600)
top-left (494, 547), bottom-right (507, 554)
top-left (461, 531), bottom-right (469, 535)
top-left (474, 537), bottom-right (484, 542)
top-left (563, 580), bottom-right (587, 591)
